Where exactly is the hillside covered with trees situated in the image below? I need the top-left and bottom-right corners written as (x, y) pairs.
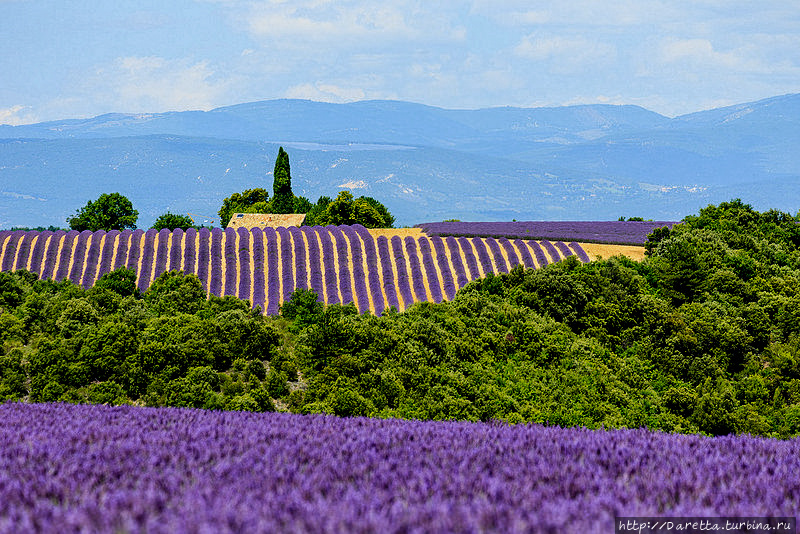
top-left (1, 200), bottom-right (799, 439)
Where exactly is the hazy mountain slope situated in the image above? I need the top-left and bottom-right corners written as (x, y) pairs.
top-left (0, 94), bottom-right (797, 228)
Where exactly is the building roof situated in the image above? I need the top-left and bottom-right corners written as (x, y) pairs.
top-left (226, 213), bottom-right (307, 229)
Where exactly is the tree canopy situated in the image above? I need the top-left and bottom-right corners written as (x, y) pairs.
top-left (218, 188), bottom-right (270, 228)
top-left (305, 191), bottom-right (393, 228)
top-left (67, 193), bottom-right (138, 231)
top-left (153, 212), bottom-right (195, 231)
top-left (271, 147), bottom-right (294, 214)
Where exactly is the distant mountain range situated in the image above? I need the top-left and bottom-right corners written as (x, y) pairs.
top-left (1, 94), bottom-right (798, 228)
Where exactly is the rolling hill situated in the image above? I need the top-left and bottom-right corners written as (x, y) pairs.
top-left (1, 94), bottom-right (798, 228)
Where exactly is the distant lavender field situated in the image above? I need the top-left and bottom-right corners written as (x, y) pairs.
top-left (1, 403), bottom-right (798, 533)
top-left (416, 221), bottom-right (678, 245)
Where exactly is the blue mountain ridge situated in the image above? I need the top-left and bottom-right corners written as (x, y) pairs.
top-left (0, 94), bottom-right (797, 228)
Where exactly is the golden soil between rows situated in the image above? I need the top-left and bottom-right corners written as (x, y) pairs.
top-left (579, 243), bottom-right (646, 262)
top-left (367, 228), bottom-right (424, 239)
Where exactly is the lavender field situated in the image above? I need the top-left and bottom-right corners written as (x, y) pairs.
top-left (0, 403), bottom-right (797, 533)
top-left (416, 221), bottom-right (677, 245)
top-left (0, 225), bottom-right (587, 314)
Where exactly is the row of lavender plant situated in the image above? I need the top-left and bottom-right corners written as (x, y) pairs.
top-left (417, 220), bottom-right (677, 245)
top-left (0, 227), bottom-right (590, 315)
top-left (0, 402), bottom-right (796, 533)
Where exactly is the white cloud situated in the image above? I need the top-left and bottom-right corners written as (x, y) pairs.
top-left (0, 105), bottom-right (38, 126)
top-left (93, 56), bottom-right (232, 112)
top-left (514, 35), bottom-right (616, 72)
top-left (285, 82), bottom-right (367, 102)
top-left (241, 1), bottom-right (466, 47)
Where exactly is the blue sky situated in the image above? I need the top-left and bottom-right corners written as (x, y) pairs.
top-left (1, 0), bottom-right (798, 125)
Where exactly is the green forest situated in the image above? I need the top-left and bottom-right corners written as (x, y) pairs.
top-left (2, 200), bottom-right (800, 439)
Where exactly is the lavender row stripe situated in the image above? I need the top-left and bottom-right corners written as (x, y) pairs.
top-left (251, 228), bottom-right (266, 312)
top-left (237, 228), bottom-right (251, 306)
top-left (391, 236), bottom-right (413, 311)
top-left (376, 236), bottom-right (399, 312)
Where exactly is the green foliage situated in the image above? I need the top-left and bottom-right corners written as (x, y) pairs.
top-left (294, 196), bottom-right (313, 214)
top-left (281, 288), bottom-right (324, 333)
top-left (144, 271), bottom-right (206, 315)
top-left (5, 200), bottom-right (800, 439)
top-left (152, 212), bottom-right (195, 231)
top-left (67, 193), bottom-right (138, 231)
top-left (218, 188), bottom-right (270, 228)
top-left (303, 196), bottom-right (332, 226)
top-left (94, 268), bottom-right (139, 298)
top-left (312, 191), bottom-right (392, 228)
top-left (271, 146), bottom-right (295, 214)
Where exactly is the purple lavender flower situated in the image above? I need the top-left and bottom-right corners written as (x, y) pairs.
top-left (1, 403), bottom-right (797, 534)
top-left (376, 236), bottom-right (399, 312)
top-left (569, 242), bottom-right (591, 263)
top-left (125, 229), bottom-right (144, 273)
top-left (95, 230), bottom-right (119, 280)
top-left (224, 228), bottom-right (238, 297)
top-left (444, 237), bottom-right (469, 288)
top-left (153, 228), bottom-right (172, 283)
top-left (237, 228), bottom-right (251, 306)
top-left (277, 227), bottom-right (295, 300)
top-left (417, 220), bottom-right (677, 245)
top-left (263, 227), bottom-right (281, 314)
top-left (512, 239), bottom-right (535, 269)
top-left (554, 241), bottom-right (574, 259)
top-left (169, 228), bottom-right (184, 272)
top-left (196, 228), bottom-right (211, 292)
top-left (352, 225), bottom-right (385, 315)
top-left (12, 231), bottom-right (37, 271)
top-left (528, 240), bottom-right (549, 267)
top-left (498, 238), bottom-right (521, 270)
top-left (342, 225), bottom-right (371, 314)
top-left (66, 230), bottom-right (91, 284)
top-left (27, 230), bottom-right (51, 276)
top-left (0, 231), bottom-right (23, 272)
top-left (540, 240), bottom-right (562, 263)
top-left (391, 236), bottom-right (413, 310)
top-left (288, 226), bottom-right (308, 291)
top-left (113, 230), bottom-right (132, 272)
top-left (207, 228), bottom-right (224, 298)
top-left (417, 238), bottom-right (443, 303)
top-left (54, 230), bottom-right (79, 282)
top-left (251, 228), bottom-right (266, 312)
top-left (471, 237), bottom-right (494, 276)
top-left (404, 237), bottom-right (427, 302)
top-left (316, 226), bottom-right (340, 306)
top-left (182, 228), bottom-right (197, 276)
top-left (38, 231), bottom-right (63, 280)
top-left (485, 238), bottom-right (509, 274)
top-left (452, 237), bottom-right (478, 284)
top-left (301, 226), bottom-right (324, 303)
top-left (80, 231), bottom-right (105, 289)
top-left (430, 236), bottom-right (456, 300)
top-left (328, 226), bottom-right (354, 307)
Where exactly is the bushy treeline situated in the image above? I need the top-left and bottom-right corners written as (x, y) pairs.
top-left (0, 268), bottom-right (294, 412)
top-left (2, 199), bottom-right (800, 438)
top-left (284, 200), bottom-right (800, 437)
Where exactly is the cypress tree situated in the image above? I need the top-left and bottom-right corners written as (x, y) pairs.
top-left (271, 147), bottom-right (295, 214)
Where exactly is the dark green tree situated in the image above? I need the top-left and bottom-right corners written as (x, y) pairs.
top-left (316, 191), bottom-right (388, 228)
top-left (153, 212), bottom-right (195, 231)
top-left (67, 193), bottom-right (138, 231)
top-left (271, 147), bottom-right (295, 214)
top-left (360, 196), bottom-right (395, 228)
top-left (94, 267), bottom-right (140, 298)
top-left (144, 271), bottom-right (207, 315)
top-left (217, 188), bottom-right (270, 228)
